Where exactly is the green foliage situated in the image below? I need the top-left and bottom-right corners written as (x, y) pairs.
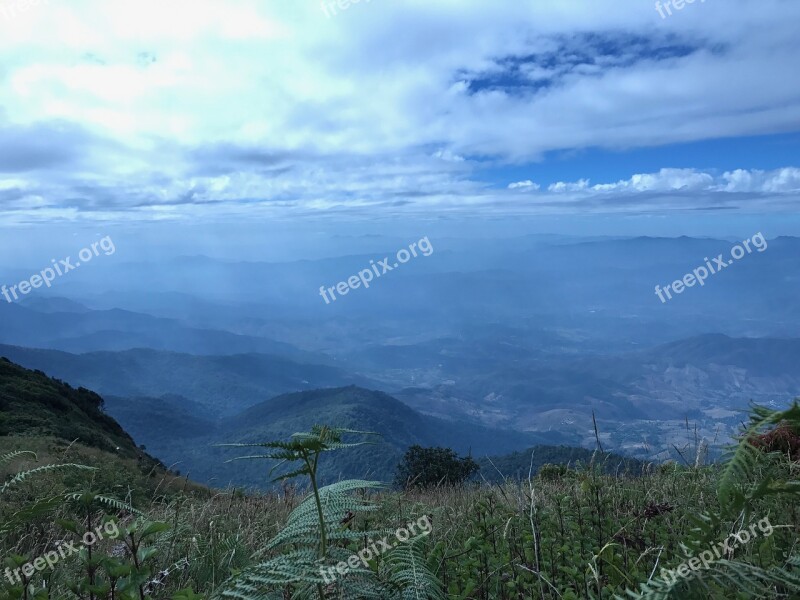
top-left (479, 445), bottom-right (648, 483)
top-left (3, 403), bottom-right (800, 599)
top-left (0, 450), bottom-right (95, 536)
top-left (621, 401), bottom-right (800, 599)
top-left (0, 358), bottom-right (157, 464)
top-left (537, 463), bottom-right (576, 481)
top-left (217, 426), bottom-right (445, 600)
top-left (394, 445), bottom-right (480, 490)
top-left (380, 535), bottom-right (446, 600)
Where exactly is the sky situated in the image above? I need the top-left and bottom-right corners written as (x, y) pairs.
top-left (0, 0), bottom-right (799, 233)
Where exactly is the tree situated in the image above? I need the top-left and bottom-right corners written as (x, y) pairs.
top-left (394, 445), bottom-right (479, 489)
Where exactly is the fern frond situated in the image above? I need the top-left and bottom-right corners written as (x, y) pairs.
top-left (381, 535), bottom-right (445, 600)
top-left (63, 492), bottom-right (143, 515)
top-left (0, 463), bottom-right (95, 495)
top-left (0, 450), bottom-right (37, 465)
top-left (266, 480), bottom-right (385, 550)
top-left (719, 401), bottom-right (800, 512)
top-left (620, 558), bottom-right (767, 599)
top-left (717, 438), bottom-right (762, 511)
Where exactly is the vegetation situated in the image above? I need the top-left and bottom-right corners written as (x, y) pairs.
top-left (477, 445), bottom-right (647, 483)
top-left (104, 386), bottom-right (540, 489)
top-left (1, 359), bottom-right (799, 598)
top-left (0, 358), bottom-right (158, 466)
top-left (215, 425), bottom-right (444, 599)
top-left (395, 445), bottom-right (480, 489)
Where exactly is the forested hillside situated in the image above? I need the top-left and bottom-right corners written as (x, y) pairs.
top-left (0, 356), bottom-right (142, 458)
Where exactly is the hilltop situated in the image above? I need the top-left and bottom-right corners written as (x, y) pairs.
top-left (104, 385), bottom-right (549, 488)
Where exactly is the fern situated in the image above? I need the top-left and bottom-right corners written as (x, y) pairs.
top-left (0, 462), bottom-right (95, 495)
top-left (216, 426), bottom-right (445, 600)
top-left (0, 450), bottom-right (37, 465)
top-left (621, 402), bottom-right (800, 600)
top-left (0, 450), bottom-right (96, 536)
top-left (265, 480), bottom-right (385, 552)
top-left (63, 491), bottom-right (143, 515)
top-left (381, 535), bottom-right (446, 600)
top-left (716, 402), bottom-right (800, 513)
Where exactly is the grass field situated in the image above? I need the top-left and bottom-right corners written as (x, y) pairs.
top-left (2, 419), bottom-right (799, 599)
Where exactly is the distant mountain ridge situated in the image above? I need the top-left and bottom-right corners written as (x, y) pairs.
top-left (0, 298), bottom-right (326, 359)
top-left (4, 332), bottom-right (800, 466)
top-left (642, 333), bottom-right (800, 376)
top-left (0, 359), bottom-right (552, 489)
top-left (0, 343), bottom-right (375, 416)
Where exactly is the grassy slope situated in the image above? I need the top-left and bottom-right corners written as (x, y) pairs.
top-left (478, 444), bottom-right (648, 482)
top-left (3, 451), bottom-right (797, 599)
top-left (0, 356), bottom-right (143, 458)
top-left (0, 356), bottom-right (205, 504)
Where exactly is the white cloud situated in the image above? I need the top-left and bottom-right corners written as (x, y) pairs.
top-left (719, 167), bottom-right (800, 193)
top-left (0, 0), bottom-right (799, 221)
top-left (508, 180), bottom-right (540, 191)
top-left (592, 169), bottom-right (714, 193)
top-left (433, 149), bottom-right (466, 162)
top-left (549, 179), bottom-right (590, 193)
top-left (546, 168), bottom-right (800, 196)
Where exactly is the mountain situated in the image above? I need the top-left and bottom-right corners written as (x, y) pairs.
top-left (18, 296), bottom-right (91, 314)
top-left (5, 331), bottom-right (799, 469)
top-left (0, 344), bottom-right (376, 416)
top-left (103, 394), bottom-right (215, 443)
top-left (0, 356), bottom-right (145, 460)
top-left (645, 333), bottom-right (800, 377)
top-left (0, 298), bottom-right (326, 359)
top-left (392, 334), bottom-right (800, 462)
top-left (0, 357), bottom-right (208, 505)
top-left (103, 386), bottom-right (555, 488)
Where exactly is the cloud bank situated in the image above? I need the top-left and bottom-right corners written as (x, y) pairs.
top-left (0, 0), bottom-right (798, 222)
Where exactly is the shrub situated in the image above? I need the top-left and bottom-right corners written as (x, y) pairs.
top-left (394, 445), bottom-right (479, 489)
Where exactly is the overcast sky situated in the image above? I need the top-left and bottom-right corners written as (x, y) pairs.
top-left (0, 0), bottom-right (799, 229)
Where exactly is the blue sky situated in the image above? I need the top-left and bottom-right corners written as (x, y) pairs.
top-left (0, 0), bottom-right (798, 229)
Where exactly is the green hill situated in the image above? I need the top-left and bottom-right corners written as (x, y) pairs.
top-left (104, 386), bottom-right (549, 488)
top-left (0, 356), bottom-right (206, 505)
top-left (0, 356), bottom-right (144, 459)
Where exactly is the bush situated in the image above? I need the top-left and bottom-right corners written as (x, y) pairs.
top-left (394, 445), bottom-right (479, 489)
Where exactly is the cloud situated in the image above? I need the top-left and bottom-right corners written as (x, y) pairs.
top-left (0, 0), bottom-right (799, 221)
top-left (508, 180), bottom-right (540, 191)
top-left (547, 168), bottom-right (800, 195)
top-left (718, 168), bottom-right (800, 193)
top-left (548, 179), bottom-right (590, 193)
